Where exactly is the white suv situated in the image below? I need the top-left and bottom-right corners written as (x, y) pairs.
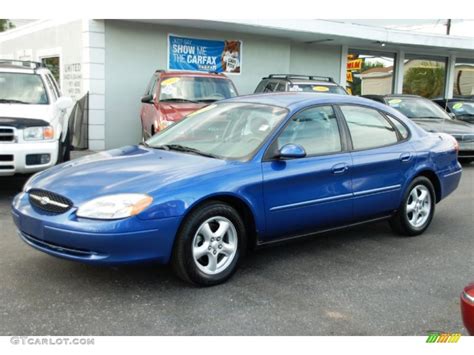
top-left (0, 60), bottom-right (73, 176)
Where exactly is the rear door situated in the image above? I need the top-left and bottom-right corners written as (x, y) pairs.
top-left (262, 105), bottom-right (353, 240)
top-left (337, 105), bottom-right (415, 221)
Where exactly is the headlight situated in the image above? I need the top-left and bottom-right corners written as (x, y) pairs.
top-left (24, 126), bottom-right (54, 141)
top-left (76, 194), bottom-right (153, 220)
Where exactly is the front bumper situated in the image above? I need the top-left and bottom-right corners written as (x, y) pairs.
top-left (0, 140), bottom-right (58, 176)
top-left (11, 192), bottom-right (181, 265)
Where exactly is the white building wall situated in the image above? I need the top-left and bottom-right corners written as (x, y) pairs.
top-left (103, 20), bottom-right (343, 149)
top-left (0, 20), bottom-right (83, 100)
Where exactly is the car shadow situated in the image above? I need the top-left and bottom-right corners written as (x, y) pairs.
top-left (26, 220), bottom-right (399, 291)
top-left (0, 175), bottom-right (30, 201)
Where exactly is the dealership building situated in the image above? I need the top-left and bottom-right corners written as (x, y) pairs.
top-left (1, 19), bottom-right (474, 151)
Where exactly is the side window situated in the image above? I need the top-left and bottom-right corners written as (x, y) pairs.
top-left (47, 74), bottom-right (61, 97)
top-left (263, 81), bottom-right (278, 93)
top-left (255, 80), bottom-right (268, 93)
top-left (144, 74), bottom-right (158, 96)
top-left (274, 82), bottom-right (286, 92)
top-left (386, 115), bottom-right (409, 140)
top-left (43, 75), bottom-right (57, 101)
top-left (340, 105), bottom-right (398, 150)
top-left (277, 106), bottom-right (342, 155)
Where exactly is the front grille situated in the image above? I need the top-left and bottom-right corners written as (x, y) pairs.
top-left (454, 134), bottom-right (474, 143)
top-left (28, 189), bottom-right (73, 214)
top-left (20, 231), bottom-right (99, 258)
top-left (0, 127), bottom-right (15, 142)
top-left (0, 154), bottom-right (13, 162)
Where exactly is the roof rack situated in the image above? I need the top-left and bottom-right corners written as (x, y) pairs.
top-left (0, 59), bottom-right (44, 69)
top-left (267, 74), bottom-right (335, 83)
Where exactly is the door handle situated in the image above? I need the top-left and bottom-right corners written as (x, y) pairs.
top-left (331, 163), bottom-right (349, 174)
top-left (400, 153), bottom-right (412, 162)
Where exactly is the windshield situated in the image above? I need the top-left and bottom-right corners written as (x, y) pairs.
top-left (448, 101), bottom-right (474, 121)
top-left (159, 77), bottom-right (237, 103)
top-left (385, 97), bottom-right (450, 120)
top-left (0, 72), bottom-right (48, 104)
top-left (146, 102), bottom-right (288, 160)
top-left (288, 83), bottom-right (347, 95)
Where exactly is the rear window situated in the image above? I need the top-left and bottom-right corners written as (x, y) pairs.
top-left (159, 76), bottom-right (237, 103)
top-left (288, 83), bottom-right (347, 95)
top-left (0, 72), bottom-right (48, 104)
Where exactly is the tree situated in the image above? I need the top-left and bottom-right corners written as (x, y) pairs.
top-left (403, 65), bottom-right (445, 98)
top-left (0, 19), bottom-right (14, 32)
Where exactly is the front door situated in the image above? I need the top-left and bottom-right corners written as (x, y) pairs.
top-left (262, 105), bottom-right (353, 240)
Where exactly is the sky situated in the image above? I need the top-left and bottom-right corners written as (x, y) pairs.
top-left (342, 19), bottom-right (474, 37)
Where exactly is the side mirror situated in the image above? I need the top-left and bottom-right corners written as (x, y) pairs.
top-left (141, 94), bottom-right (154, 104)
top-left (448, 112), bottom-right (456, 119)
top-left (55, 96), bottom-right (73, 111)
top-left (278, 143), bottom-right (306, 159)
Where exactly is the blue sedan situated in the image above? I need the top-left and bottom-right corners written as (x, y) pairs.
top-left (12, 93), bottom-right (462, 285)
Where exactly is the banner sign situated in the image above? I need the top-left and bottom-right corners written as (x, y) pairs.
top-left (168, 35), bottom-right (242, 74)
top-left (346, 71), bottom-right (353, 82)
top-left (347, 59), bottom-right (363, 71)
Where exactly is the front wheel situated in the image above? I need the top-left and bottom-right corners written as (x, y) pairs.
top-left (172, 202), bottom-right (246, 286)
top-left (389, 176), bottom-right (436, 236)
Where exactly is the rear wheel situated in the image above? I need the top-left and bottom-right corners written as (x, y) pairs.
top-left (389, 176), bottom-right (435, 236)
top-left (172, 201), bottom-right (246, 286)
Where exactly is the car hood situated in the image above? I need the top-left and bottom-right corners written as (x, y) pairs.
top-left (160, 102), bottom-right (207, 121)
top-left (26, 145), bottom-right (228, 204)
top-left (0, 103), bottom-right (53, 122)
top-left (411, 118), bottom-right (474, 135)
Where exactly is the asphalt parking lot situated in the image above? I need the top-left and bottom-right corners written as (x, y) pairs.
top-left (0, 160), bottom-right (473, 336)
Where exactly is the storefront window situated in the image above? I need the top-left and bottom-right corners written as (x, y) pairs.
top-left (347, 50), bottom-right (395, 96)
top-left (402, 55), bottom-right (446, 98)
top-left (453, 58), bottom-right (474, 97)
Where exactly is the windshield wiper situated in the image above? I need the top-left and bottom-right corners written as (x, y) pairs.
top-left (153, 144), bottom-right (219, 159)
top-left (0, 99), bottom-right (30, 104)
top-left (160, 98), bottom-right (199, 104)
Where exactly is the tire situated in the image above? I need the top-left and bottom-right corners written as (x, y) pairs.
top-left (56, 132), bottom-right (71, 164)
top-left (172, 201), bottom-right (247, 286)
top-left (389, 176), bottom-right (436, 237)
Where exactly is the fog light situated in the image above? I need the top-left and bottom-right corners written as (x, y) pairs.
top-left (26, 154), bottom-right (51, 166)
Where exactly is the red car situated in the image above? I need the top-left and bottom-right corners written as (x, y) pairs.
top-left (461, 283), bottom-right (474, 335)
top-left (140, 70), bottom-right (238, 139)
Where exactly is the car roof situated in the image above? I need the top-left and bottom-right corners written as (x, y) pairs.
top-left (433, 98), bottom-right (474, 103)
top-left (157, 70), bottom-right (230, 79)
top-left (0, 63), bottom-right (35, 73)
top-left (288, 80), bottom-right (340, 86)
top-left (364, 94), bottom-right (423, 99)
top-left (224, 92), bottom-right (389, 111)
